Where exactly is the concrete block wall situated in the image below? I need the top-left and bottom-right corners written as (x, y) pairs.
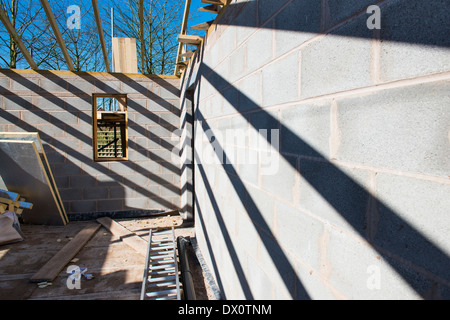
top-left (178, 72), bottom-right (194, 224)
top-left (0, 69), bottom-right (181, 217)
top-left (182, 0), bottom-right (450, 299)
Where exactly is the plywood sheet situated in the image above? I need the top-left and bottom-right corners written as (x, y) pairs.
top-left (0, 140), bottom-right (66, 225)
top-left (112, 37), bottom-right (138, 74)
top-left (0, 132), bottom-right (68, 224)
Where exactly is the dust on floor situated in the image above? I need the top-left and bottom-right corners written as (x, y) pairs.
top-left (0, 214), bottom-right (216, 300)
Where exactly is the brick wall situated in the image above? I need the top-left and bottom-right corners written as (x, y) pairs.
top-left (181, 0), bottom-right (450, 299)
top-left (0, 69), bottom-right (181, 218)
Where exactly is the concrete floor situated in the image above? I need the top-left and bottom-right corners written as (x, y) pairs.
top-left (0, 215), bottom-right (212, 300)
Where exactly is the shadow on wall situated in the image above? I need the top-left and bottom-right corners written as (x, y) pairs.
top-left (185, 0), bottom-right (450, 299)
top-left (0, 70), bottom-right (185, 216)
top-left (192, 63), bottom-right (450, 300)
top-left (214, 0), bottom-right (450, 48)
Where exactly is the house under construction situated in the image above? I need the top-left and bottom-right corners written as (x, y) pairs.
top-left (0, 0), bottom-right (449, 301)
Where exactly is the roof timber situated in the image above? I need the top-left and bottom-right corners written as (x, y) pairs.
top-left (198, 4), bottom-right (222, 14)
top-left (174, 0), bottom-right (192, 76)
top-left (139, 0), bottom-right (146, 74)
top-left (39, 0), bottom-right (75, 72)
top-left (92, 0), bottom-right (111, 73)
top-left (177, 34), bottom-right (203, 46)
top-left (201, 0), bottom-right (226, 5)
top-left (190, 20), bottom-right (214, 31)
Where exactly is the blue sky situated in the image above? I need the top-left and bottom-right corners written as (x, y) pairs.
top-left (0, 0), bottom-right (217, 70)
top-left (188, 0), bottom-right (217, 29)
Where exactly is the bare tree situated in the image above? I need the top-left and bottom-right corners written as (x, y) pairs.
top-left (106, 0), bottom-right (185, 75)
top-left (0, 0), bottom-right (52, 69)
top-left (0, 0), bottom-right (197, 74)
top-left (39, 0), bottom-right (104, 72)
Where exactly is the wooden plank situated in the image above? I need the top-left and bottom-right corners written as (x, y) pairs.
top-left (91, 0), bottom-right (111, 72)
top-left (177, 34), bottom-right (203, 46)
top-left (201, 0), bottom-right (225, 6)
top-left (97, 217), bottom-right (147, 256)
top-left (126, 38), bottom-right (138, 73)
top-left (113, 37), bottom-right (138, 74)
top-left (30, 223), bottom-right (101, 282)
top-left (198, 4), bottom-right (221, 14)
top-left (39, 0), bottom-right (75, 71)
top-left (0, 140), bottom-right (66, 225)
top-left (180, 51), bottom-right (196, 58)
top-left (176, 61), bottom-right (188, 67)
top-left (0, 8), bottom-right (38, 70)
top-left (0, 133), bottom-right (68, 224)
top-left (190, 20), bottom-right (214, 31)
top-left (0, 197), bottom-right (13, 205)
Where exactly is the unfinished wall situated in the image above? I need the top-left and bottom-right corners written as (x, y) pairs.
top-left (0, 69), bottom-right (181, 218)
top-left (181, 0), bottom-right (450, 299)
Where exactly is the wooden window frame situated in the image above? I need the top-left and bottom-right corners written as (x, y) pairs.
top-left (92, 94), bottom-right (128, 162)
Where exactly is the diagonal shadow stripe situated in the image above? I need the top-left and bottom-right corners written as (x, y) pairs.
top-left (195, 115), bottom-right (310, 299)
top-left (195, 62), bottom-right (450, 298)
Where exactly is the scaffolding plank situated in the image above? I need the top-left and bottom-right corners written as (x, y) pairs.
top-left (30, 223), bottom-right (101, 282)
